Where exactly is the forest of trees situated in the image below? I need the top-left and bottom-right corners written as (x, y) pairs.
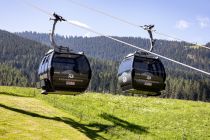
top-left (0, 63), bottom-right (28, 86)
top-left (0, 29), bottom-right (210, 101)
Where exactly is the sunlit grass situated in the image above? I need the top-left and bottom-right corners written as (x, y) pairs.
top-left (1, 86), bottom-right (210, 139)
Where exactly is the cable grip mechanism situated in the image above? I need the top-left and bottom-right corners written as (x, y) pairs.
top-left (141, 25), bottom-right (156, 52)
top-left (50, 13), bottom-right (66, 49)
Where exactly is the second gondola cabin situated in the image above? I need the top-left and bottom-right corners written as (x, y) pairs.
top-left (38, 47), bottom-right (92, 95)
top-left (118, 51), bottom-right (166, 96)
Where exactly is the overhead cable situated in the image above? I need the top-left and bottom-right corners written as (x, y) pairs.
top-left (66, 20), bottom-right (210, 76)
top-left (20, 0), bottom-right (53, 16)
top-left (66, 0), bottom-right (210, 50)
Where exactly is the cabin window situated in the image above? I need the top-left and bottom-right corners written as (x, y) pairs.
top-left (42, 56), bottom-right (47, 65)
top-left (118, 57), bottom-right (133, 74)
top-left (77, 56), bottom-right (90, 74)
top-left (134, 59), bottom-right (148, 71)
top-left (53, 57), bottom-right (75, 72)
top-left (52, 55), bottom-right (90, 74)
top-left (133, 58), bottom-right (164, 77)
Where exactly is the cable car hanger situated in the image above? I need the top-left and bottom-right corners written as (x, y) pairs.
top-left (141, 25), bottom-right (156, 52)
top-left (50, 13), bottom-right (66, 49)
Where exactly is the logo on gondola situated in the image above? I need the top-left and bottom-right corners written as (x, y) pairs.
top-left (122, 73), bottom-right (127, 83)
top-left (146, 75), bottom-right (151, 80)
top-left (68, 74), bottom-right (74, 79)
top-left (142, 73), bottom-right (152, 80)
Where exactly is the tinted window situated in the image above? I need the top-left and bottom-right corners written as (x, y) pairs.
top-left (118, 57), bottom-right (133, 74)
top-left (38, 56), bottom-right (49, 74)
top-left (52, 55), bottom-right (90, 74)
top-left (53, 57), bottom-right (75, 72)
top-left (45, 55), bottom-right (50, 63)
top-left (77, 56), bottom-right (90, 74)
top-left (42, 57), bottom-right (47, 65)
top-left (134, 59), bottom-right (148, 71)
top-left (154, 60), bottom-right (166, 76)
top-left (134, 58), bottom-right (164, 76)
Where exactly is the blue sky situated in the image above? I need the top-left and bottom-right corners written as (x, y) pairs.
top-left (0, 0), bottom-right (210, 44)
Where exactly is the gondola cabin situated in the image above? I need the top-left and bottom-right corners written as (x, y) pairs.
top-left (38, 47), bottom-right (91, 95)
top-left (118, 52), bottom-right (166, 95)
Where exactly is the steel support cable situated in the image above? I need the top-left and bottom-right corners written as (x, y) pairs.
top-left (154, 31), bottom-right (210, 50)
top-left (18, 0), bottom-right (210, 76)
top-left (65, 0), bottom-right (140, 27)
top-left (20, 0), bottom-right (53, 16)
top-left (66, 20), bottom-right (210, 76)
top-left (66, 0), bottom-right (210, 50)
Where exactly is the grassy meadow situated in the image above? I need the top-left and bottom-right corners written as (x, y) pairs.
top-left (0, 86), bottom-right (210, 139)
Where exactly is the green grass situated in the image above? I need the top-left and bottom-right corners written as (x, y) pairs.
top-left (0, 87), bottom-right (89, 140)
top-left (1, 86), bottom-right (210, 139)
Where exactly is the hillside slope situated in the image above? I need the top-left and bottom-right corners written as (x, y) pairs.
top-left (0, 29), bottom-right (48, 84)
top-left (0, 64), bottom-right (28, 86)
top-left (1, 86), bottom-right (210, 139)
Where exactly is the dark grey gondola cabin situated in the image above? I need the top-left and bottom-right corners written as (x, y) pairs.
top-left (38, 47), bottom-right (92, 94)
top-left (118, 52), bottom-right (166, 95)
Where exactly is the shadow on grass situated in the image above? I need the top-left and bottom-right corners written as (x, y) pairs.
top-left (0, 103), bottom-right (107, 139)
top-left (0, 103), bottom-right (148, 139)
top-left (100, 113), bottom-right (148, 134)
top-left (0, 92), bottom-right (32, 98)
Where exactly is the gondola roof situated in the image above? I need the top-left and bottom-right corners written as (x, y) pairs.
top-left (124, 51), bottom-right (158, 59)
top-left (45, 47), bottom-right (84, 56)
